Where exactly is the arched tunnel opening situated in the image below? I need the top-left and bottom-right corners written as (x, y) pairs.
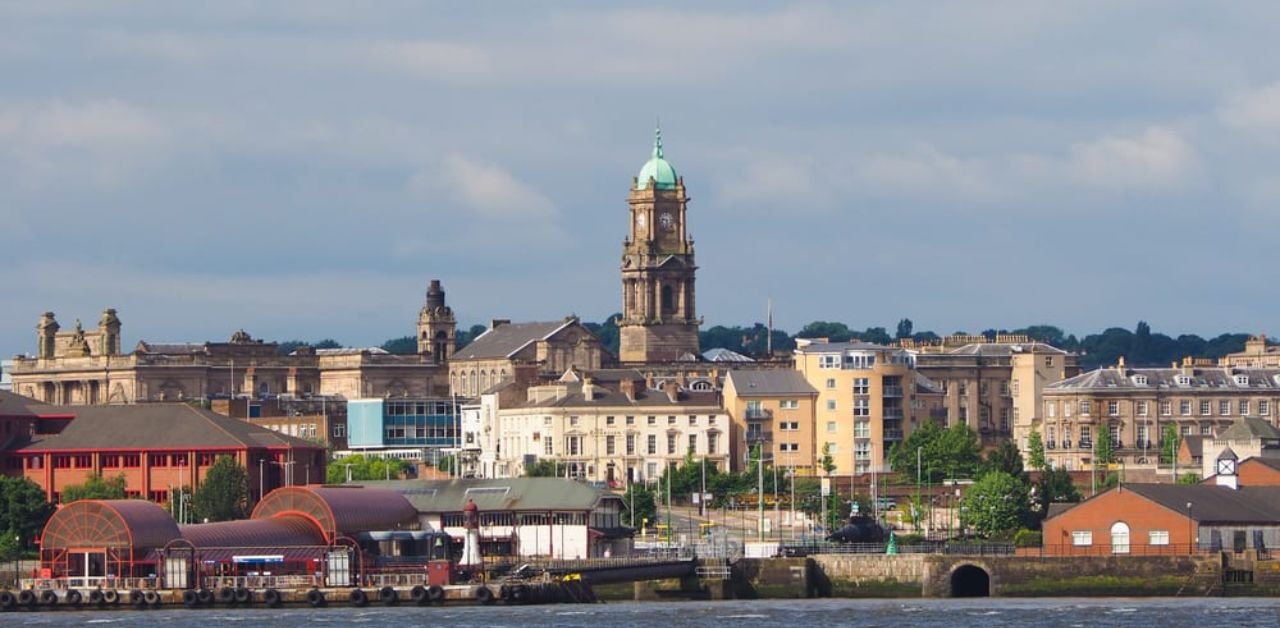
top-left (950, 564), bottom-right (990, 597)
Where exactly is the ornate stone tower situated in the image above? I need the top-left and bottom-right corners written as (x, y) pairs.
top-left (36, 312), bottom-right (59, 359)
top-left (618, 128), bottom-right (700, 363)
top-left (417, 279), bottom-right (457, 363)
top-left (98, 308), bottom-right (122, 356)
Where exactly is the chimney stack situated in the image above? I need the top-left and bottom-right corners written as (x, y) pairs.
top-left (620, 378), bottom-right (636, 402)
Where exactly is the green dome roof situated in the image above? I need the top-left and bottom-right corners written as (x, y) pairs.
top-left (636, 128), bottom-right (678, 190)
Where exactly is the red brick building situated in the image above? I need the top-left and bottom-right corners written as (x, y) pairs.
top-left (1043, 481), bottom-right (1280, 556)
top-left (1, 393), bottom-right (324, 505)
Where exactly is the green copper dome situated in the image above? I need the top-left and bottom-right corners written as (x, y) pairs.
top-left (636, 127), bottom-right (678, 190)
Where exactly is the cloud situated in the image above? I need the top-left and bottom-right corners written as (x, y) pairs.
top-left (1065, 127), bottom-right (1202, 190)
top-left (1218, 82), bottom-right (1280, 131)
top-left (408, 155), bottom-right (558, 220)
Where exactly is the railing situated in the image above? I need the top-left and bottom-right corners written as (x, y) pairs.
top-left (1028, 544), bottom-right (1211, 557)
top-left (745, 408), bottom-right (773, 420)
top-left (203, 574), bottom-right (324, 590)
top-left (780, 541), bottom-right (1015, 556)
top-left (21, 576), bottom-right (164, 591)
top-left (884, 429), bottom-right (904, 440)
top-left (882, 386), bottom-right (904, 398)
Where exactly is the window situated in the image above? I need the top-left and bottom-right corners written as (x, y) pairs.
top-left (1219, 400), bottom-right (1231, 416)
top-left (606, 415), bottom-right (616, 426)
top-left (689, 415), bottom-right (698, 425)
top-left (626, 415), bottom-right (635, 425)
top-left (1000, 408), bottom-right (1010, 432)
top-left (102, 454), bottom-right (120, 468)
top-left (626, 434), bottom-right (635, 455)
top-left (647, 416), bottom-right (656, 425)
top-left (667, 433), bottom-right (677, 454)
top-left (1080, 426), bottom-right (1092, 448)
top-left (1047, 403), bottom-right (1056, 418)
top-left (150, 454), bottom-right (169, 467)
top-left (1044, 356), bottom-right (1054, 367)
top-left (688, 434), bottom-right (697, 454)
top-left (854, 421), bottom-right (870, 438)
top-left (708, 436), bottom-right (718, 455)
top-left (819, 355), bottom-right (840, 369)
top-left (74, 454), bottom-right (92, 468)
top-left (668, 415), bottom-right (677, 425)
top-left (780, 400), bottom-right (799, 409)
top-left (1176, 375), bottom-right (1192, 386)
top-left (122, 454), bottom-right (141, 468)
top-left (826, 443), bottom-right (838, 455)
top-left (1199, 401), bottom-right (1211, 416)
top-left (1047, 426), bottom-right (1057, 448)
top-left (1239, 400), bottom-right (1249, 416)
top-left (1108, 401), bottom-right (1119, 416)
top-left (853, 378), bottom-right (870, 395)
top-left (1149, 530), bottom-right (1169, 546)
top-left (1137, 425), bottom-right (1149, 447)
top-left (1072, 531), bottom-right (1093, 546)
top-left (826, 400), bottom-right (837, 411)
top-left (1261, 400), bottom-right (1271, 416)
top-left (1180, 400), bottom-right (1192, 416)
top-left (1159, 401), bottom-right (1171, 416)
top-left (1079, 400), bottom-right (1091, 415)
top-left (826, 378), bottom-right (836, 389)
top-left (606, 435), bottom-right (616, 455)
top-left (52, 455), bottom-right (71, 469)
top-left (1181, 424), bottom-right (1192, 436)
top-left (544, 438), bottom-right (553, 455)
top-left (647, 434), bottom-right (657, 455)
top-left (826, 421), bottom-right (837, 433)
top-left (567, 436), bottom-right (581, 456)
top-left (1133, 375), bottom-right (1148, 386)
top-left (1200, 423), bottom-right (1212, 435)
top-left (333, 423), bottom-right (346, 438)
top-left (569, 415), bottom-right (579, 427)
top-left (1064, 403), bottom-right (1073, 418)
top-left (854, 398), bottom-right (869, 417)
top-left (1235, 374), bottom-right (1250, 386)
top-left (1137, 401), bottom-right (1148, 417)
top-left (1000, 381), bottom-right (1010, 397)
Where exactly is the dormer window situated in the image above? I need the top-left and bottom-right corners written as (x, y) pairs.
top-left (1175, 375), bottom-right (1192, 387)
top-left (1132, 375), bottom-right (1148, 386)
top-left (1235, 374), bottom-right (1251, 386)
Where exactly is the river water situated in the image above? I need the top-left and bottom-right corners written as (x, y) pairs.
top-left (12, 598), bottom-right (1280, 627)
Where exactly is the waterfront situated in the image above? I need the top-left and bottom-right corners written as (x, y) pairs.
top-left (10, 598), bottom-right (1280, 627)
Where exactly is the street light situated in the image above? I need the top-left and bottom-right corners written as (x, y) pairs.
top-left (1186, 501), bottom-right (1194, 555)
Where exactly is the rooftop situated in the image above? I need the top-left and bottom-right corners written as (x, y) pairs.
top-left (725, 369), bottom-right (816, 396)
top-left (19, 403), bottom-right (323, 451)
top-left (360, 477), bottom-right (618, 513)
top-left (454, 319), bottom-right (579, 360)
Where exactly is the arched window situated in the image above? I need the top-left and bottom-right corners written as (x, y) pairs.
top-left (661, 285), bottom-right (674, 315)
top-left (1110, 521), bottom-right (1130, 554)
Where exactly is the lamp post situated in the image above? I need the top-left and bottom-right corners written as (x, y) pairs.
top-left (1186, 501), bottom-right (1193, 555)
top-left (258, 458), bottom-right (265, 502)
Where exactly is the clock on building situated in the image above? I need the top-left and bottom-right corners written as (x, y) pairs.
top-left (635, 213), bottom-right (646, 227)
top-left (1217, 457), bottom-right (1237, 476)
top-left (659, 212), bottom-right (673, 230)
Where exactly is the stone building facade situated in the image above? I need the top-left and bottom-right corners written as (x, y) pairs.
top-left (447, 317), bottom-right (605, 397)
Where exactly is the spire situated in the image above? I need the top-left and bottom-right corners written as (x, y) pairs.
top-left (653, 125), bottom-right (664, 159)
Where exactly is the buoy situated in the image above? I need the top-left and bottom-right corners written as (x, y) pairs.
top-left (129, 589), bottom-right (146, 608)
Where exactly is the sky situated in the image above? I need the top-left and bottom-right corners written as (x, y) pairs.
top-left (3, 1), bottom-right (1280, 356)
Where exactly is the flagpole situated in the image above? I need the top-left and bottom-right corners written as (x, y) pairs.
top-left (766, 297), bottom-right (773, 357)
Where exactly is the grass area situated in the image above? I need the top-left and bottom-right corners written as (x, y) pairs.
top-left (827, 578), bottom-right (922, 598)
top-left (999, 574), bottom-right (1186, 597)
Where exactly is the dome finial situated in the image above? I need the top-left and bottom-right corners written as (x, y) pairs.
top-left (653, 121), bottom-right (664, 159)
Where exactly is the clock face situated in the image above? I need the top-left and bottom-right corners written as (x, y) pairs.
top-left (1218, 459), bottom-right (1236, 475)
top-left (659, 212), bottom-right (674, 230)
top-left (635, 213), bottom-right (646, 227)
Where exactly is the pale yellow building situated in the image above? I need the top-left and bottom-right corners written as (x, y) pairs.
top-left (722, 369), bottom-right (819, 476)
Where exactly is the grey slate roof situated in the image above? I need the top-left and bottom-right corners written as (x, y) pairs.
top-left (512, 381), bottom-right (722, 410)
top-left (1049, 366), bottom-right (1280, 392)
top-left (1048, 484), bottom-right (1280, 524)
top-left (1217, 417), bottom-right (1280, 442)
top-left (725, 370), bottom-right (817, 396)
top-left (357, 477), bottom-right (616, 513)
top-left (0, 390), bottom-right (51, 417)
top-left (454, 320), bottom-right (573, 360)
top-left (136, 341), bottom-right (206, 354)
top-left (20, 404), bottom-right (321, 451)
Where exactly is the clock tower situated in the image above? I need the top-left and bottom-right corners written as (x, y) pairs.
top-left (618, 128), bottom-right (700, 363)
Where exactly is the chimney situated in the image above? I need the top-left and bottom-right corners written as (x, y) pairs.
top-left (582, 376), bottom-right (596, 401)
top-left (620, 378), bottom-right (636, 402)
top-left (644, 372), bottom-right (655, 389)
top-left (490, 319), bottom-right (510, 330)
top-left (663, 380), bottom-right (680, 403)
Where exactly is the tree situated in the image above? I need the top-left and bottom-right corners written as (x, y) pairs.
top-left (0, 476), bottom-right (54, 551)
top-left (622, 484), bottom-right (656, 528)
top-left (522, 459), bottom-right (561, 478)
top-left (61, 473), bottom-right (128, 503)
top-left (1032, 466), bottom-right (1080, 526)
top-left (326, 454), bottom-right (409, 483)
top-left (964, 471), bottom-right (1032, 538)
top-left (896, 318), bottom-right (914, 340)
top-left (1026, 428), bottom-right (1047, 472)
top-left (435, 454), bottom-right (456, 475)
top-left (380, 335), bottom-right (417, 354)
top-left (1161, 422), bottom-right (1181, 464)
top-left (820, 442), bottom-right (837, 476)
top-left (192, 456), bottom-right (248, 522)
top-left (796, 321), bottom-right (854, 342)
top-left (984, 440), bottom-right (1024, 478)
top-left (890, 422), bottom-right (981, 483)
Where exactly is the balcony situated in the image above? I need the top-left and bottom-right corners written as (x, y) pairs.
top-left (1062, 440), bottom-right (1072, 449)
top-left (746, 430), bottom-right (773, 444)
top-left (884, 429), bottom-right (904, 441)
top-left (1046, 441), bottom-right (1057, 450)
top-left (882, 385), bottom-right (904, 398)
top-left (745, 407), bottom-right (773, 421)
top-left (883, 410), bottom-right (905, 421)
top-left (1079, 440), bottom-right (1093, 450)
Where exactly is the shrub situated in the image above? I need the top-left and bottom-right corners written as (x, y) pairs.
top-left (1012, 529), bottom-right (1042, 547)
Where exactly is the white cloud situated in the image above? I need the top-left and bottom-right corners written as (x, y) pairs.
top-left (1218, 82), bottom-right (1280, 131)
top-left (408, 155), bottom-right (558, 221)
top-left (0, 100), bottom-right (169, 189)
top-left (1065, 127), bottom-right (1201, 190)
top-left (856, 143), bottom-right (1003, 202)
